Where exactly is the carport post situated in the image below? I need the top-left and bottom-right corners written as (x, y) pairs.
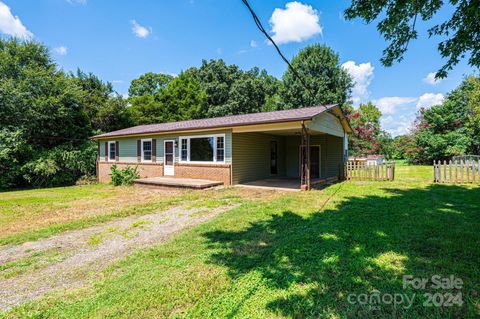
top-left (300, 122), bottom-right (310, 190)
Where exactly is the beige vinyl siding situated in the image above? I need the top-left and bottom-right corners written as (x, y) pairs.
top-left (285, 134), bottom-right (343, 179)
top-left (308, 112), bottom-right (344, 137)
top-left (325, 135), bottom-right (344, 177)
top-left (232, 133), bottom-right (285, 184)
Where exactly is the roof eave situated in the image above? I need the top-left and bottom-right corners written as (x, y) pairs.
top-left (90, 116), bottom-right (316, 140)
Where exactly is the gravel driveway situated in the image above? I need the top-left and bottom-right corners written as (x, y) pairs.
top-left (0, 204), bottom-right (234, 311)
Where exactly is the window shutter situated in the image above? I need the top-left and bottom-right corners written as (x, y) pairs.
top-left (104, 142), bottom-right (108, 161)
top-left (115, 141), bottom-right (119, 162)
top-left (137, 140), bottom-right (141, 162)
top-left (97, 142), bottom-right (100, 161)
top-left (152, 139), bottom-right (157, 163)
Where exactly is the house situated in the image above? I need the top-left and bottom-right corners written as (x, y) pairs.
top-left (92, 104), bottom-right (352, 190)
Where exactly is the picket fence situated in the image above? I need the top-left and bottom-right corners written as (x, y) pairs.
top-left (345, 161), bottom-right (395, 181)
top-left (434, 160), bottom-right (480, 184)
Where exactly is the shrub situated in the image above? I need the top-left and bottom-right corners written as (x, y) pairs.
top-left (21, 141), bottom-right (97, 188)
top-left (110, 165), bottom-right (139, 186)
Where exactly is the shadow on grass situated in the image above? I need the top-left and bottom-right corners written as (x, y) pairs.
top-left (203, 184), bottom-right (480, 318)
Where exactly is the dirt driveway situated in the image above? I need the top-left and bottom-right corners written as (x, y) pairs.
top-left (0, 203), bottom-right (235, 311)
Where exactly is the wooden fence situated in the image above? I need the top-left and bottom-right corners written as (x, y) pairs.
top-left (434, 160), bottom-right (480, 184)
top-left (345, 161), bottom-right (395, 181)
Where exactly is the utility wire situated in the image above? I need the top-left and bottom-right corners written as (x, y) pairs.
top-left (240, 0), bottom-right (317, 103)
top-left (240, 0), bottom-right (350, 130)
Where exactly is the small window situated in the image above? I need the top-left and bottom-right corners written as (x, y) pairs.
top-left (142, 139), bottom-right (152, 161)
top-left (181, 139), bottom-right (188, 161)
top-left (216, 136), bottom-right (224, 162)
top-left (109, 141), bottom-right (116, 161)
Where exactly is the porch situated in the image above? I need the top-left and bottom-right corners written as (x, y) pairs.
top-left (133, 176), bottom-right (223, 189)
top-left (237, 176), bottom-right (340, 192)
top-left (231, 125), bottom-right (346, 190)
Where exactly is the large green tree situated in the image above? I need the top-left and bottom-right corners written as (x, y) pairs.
top-left (128, 72), bottom-right (174, 97)
top-left (345, 0), bottom-right (480, 78)
top-left (193, 59), bottom-right (282, 117)
top-left (128, 70), bottom-right (207, 124)
top-left (282, 44), bottom-right (353, 108)
top-left (407, 75), bottom-right (480, 163)
top-left (0, 39), bottom-right (125, 188)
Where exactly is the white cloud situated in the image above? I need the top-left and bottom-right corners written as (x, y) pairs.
top-left (250, 40), bottom-right (257, 48)
top-left (381, 114), bottom-right (415, 137)
top-left (374, 96), bottom-right (417, 115)
top-left (54, 46), bottom-right (68, 55)
top-left (416, 93), bottom-right (444, 109)
top-left (423, 72), bottom-right (442, 85)
top-left (342, 61), bottom-right (374, 105)
top-left (0, 1), bottom-right (33, 39)
top-left (269, 1), bottom-right (322, 45)
top-left (111, 80), bottom-right (123, 84)
top-left (130, 20), bottom-right (151, 38)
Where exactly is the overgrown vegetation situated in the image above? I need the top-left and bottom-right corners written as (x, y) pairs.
top-left (110, 165), bottom-right (139, 186)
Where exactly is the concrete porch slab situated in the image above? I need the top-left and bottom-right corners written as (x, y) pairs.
top-left (237, 178), bottom-right (301, 192)
top-left (134, 177), bottom-right (223, 189)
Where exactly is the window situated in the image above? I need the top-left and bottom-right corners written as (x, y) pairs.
top-left (216, 136), bottom-right (224, 162)
top-left (179, 134), bottom-right (225, 163)
top-left (142, 139), bottom-right (152, 161)
top-left (108, 141), bottom-right (116, 161)
top-left (181, 139), bottom-right (188, 161)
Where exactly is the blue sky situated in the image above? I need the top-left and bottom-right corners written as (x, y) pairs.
top-left (0, 0), bottom-right (473, 136)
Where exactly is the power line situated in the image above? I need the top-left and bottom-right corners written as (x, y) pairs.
top-left (240, 0), bottom-right (353, 133)
top-left (240, 0), bottom-right (317, 104)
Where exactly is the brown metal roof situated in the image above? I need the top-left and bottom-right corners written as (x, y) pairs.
top-left (92, 104), bottom-right (338, 139)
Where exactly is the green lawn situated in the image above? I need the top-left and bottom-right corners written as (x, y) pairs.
top-left (2, 165), bottom-right (479, 318)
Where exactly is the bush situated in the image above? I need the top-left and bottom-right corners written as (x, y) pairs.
top-left (110, 165), bottom-right (139, 186)
top-left (21, 141), bottom-right (97, 188)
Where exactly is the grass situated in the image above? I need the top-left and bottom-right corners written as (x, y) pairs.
top-left (2, 166), bottom-right (479, 318)
top-left (0, 248), bottom-right (66, 279)
top-left (0, 184), bottom-right (263, 246)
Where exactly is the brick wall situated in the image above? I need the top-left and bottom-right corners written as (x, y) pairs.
top-left (97, 162), bottom-right (231, 185)
top-left (98, 162), bottom-right (163, 183)
top-left (175, 163), bottom-right (232, 185)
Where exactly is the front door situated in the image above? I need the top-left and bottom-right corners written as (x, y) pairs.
top-left (270, 141), bottom-right (278, 175)
top-left (310, 146), bottom-right (320, 179)
top-left (164, 140), bottom-right (175, 176)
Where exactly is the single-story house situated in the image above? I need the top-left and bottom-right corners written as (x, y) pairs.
top-left (92, 104), bottom-right (351, 190)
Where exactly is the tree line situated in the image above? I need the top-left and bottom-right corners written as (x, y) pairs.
top-left (0, 39), bottom-right (354, 189)
top-left (1, 37), bottom-right (478, 189)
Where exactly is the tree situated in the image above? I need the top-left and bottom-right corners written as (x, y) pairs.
top-left (159, 71), bottom-right (207, 121)
top-left (128, 71), bottom-right (207, 124)
top-left (345, 0), bottom-right (480, 78)
top-left (344, 102), bottom-right (386, 156)
top-left (190, 59), bottom-right (283, 117)
top-left (0, 39), bottom-right (121, 188)
top-left (282, 44), bottom-right (353, 108)
top-left (406, 75), bottom-right (480, 163)
top-left (128, 72), bottom-right (174, 97)
top-left (71, 69), bottom-right (132, 132)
